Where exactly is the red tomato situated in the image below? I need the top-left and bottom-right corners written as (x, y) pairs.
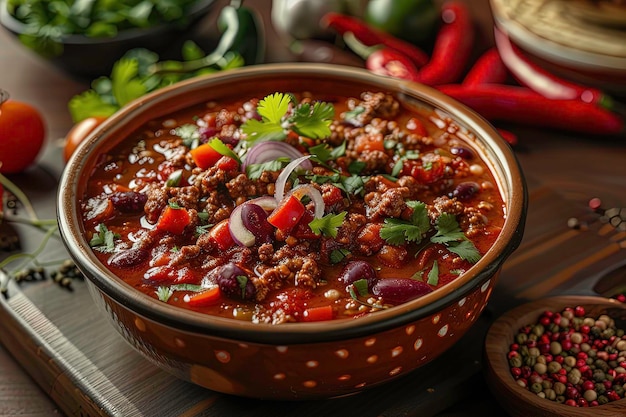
top-left (63, 116), bottom-right (107, 162)
top-left (0, 90), bottom-right (46, 174)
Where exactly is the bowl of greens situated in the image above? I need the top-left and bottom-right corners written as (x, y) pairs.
top-left (0, 0), bottom-right (216, 77)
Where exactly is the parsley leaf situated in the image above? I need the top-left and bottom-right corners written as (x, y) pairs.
top-left (89, 223), bottom-right (120, 253)
top-left (309, 212), bottom-right (347, 238)
top-left (246, 158), bottom-right (289, 180)
top-left (291, 101), bottom-right (334, 139)
top-left (111, 58), bottom-right (147, 107)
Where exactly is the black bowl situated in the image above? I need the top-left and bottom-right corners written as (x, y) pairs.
top-left (0, 0), bottom-right (216, 78)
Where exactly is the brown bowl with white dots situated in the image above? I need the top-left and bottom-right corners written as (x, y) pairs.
top-left (57, 63), bottom-right (527, 399)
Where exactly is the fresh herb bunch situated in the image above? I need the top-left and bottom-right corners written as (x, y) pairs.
top-left (6, 0), bottom-right (202, 57)
top-left (68, 45), bottom-right (244, 122)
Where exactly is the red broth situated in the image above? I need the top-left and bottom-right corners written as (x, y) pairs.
top-left (80, 91), bottom-right (505, 324)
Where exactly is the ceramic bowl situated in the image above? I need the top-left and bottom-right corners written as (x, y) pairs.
top-left (57, 63), bottom-right (527, 399)
top-left (0, 0), bottom-right (215, 78)
top-left (484, 295), bottom-right (626, 417)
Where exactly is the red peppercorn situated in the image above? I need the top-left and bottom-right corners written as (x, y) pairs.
top-left (562, 340), bottom-right (573, 351)
top-left (565, 399), bottom-right (577, 406)
top-left (507, 350), bottom-right (519, 359)
top-left (580, 325), bottom-right (590, 334)
top-left (577, 397), bottom-right (588, 407)
top-left (510, 367), bottom-right (522, 377)
top-left (607, 390), bottom-right (621, 401)
top-left (577, 352), bottom-right (588, 360)
top-left (576, 359), bottom-right (586, 368)
top-left (582, 380), bottom-right (595, 391)
top-left (574, 306), bottom-right (585, 317)
top-left (566, 386), bottom-right (579, 399)
top-left (555, 355), bottom-right (564, 364)
top-left (590, 400), bottom-right (599, 407)
top-left (540, 316), bottom-right (551, 326)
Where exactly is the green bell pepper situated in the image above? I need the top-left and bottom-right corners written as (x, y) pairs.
top-left (364, 0), bottom-right (439, 47)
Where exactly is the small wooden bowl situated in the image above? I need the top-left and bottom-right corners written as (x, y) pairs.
top-left (484, 295), bottom-right (626, 417)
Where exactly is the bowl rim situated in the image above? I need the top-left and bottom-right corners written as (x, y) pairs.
top-left (57, 63), bottom-right (527, 345)
top-left (484, 295), bottom-right (626, 416)
top-left (0, 0), bottom-right (215, 45)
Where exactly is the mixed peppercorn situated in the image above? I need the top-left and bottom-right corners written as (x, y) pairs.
top-left (508, 305), bottom-right (626, 407)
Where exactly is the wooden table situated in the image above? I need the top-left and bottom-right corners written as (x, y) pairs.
top-left (1, 1), bottom-right (625, 416)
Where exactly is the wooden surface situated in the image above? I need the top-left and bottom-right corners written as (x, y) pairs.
top-left (1, 0), bottom-right (625, 416)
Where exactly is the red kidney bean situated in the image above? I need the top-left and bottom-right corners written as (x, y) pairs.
top-left (372, 278), bottom-right (433, 304)
top-left (437, 84), bottom-right (625, 135)
top-left (415, 1), bottom-right (475, 85)
top-left (108, 247), bottom-right (149, 268)
top-left (450, 145), bottom-right (474, 160)
top-left (321, 12), bottom-right (429, 67)
top-left (450, 181), bottom-right (480, 201)
top-left (339, 260), bottom-right (378, 289)
top-left (463, 47), bottom-right (508, 86)
top-left (217, 262), bottom-right (256, 300)
top-left (241, 203), bottom-right (274, 244)
top-left (110, 191), bottom-right (147, 213)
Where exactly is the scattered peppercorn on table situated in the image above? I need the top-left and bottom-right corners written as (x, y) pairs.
top-left (1, 0), bottom-right (625, 416)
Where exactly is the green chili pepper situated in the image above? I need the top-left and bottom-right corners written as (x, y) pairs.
top-left (364, 0), bottom-right (439, 47)
top-left (150, 0), bottom-right (263, 74)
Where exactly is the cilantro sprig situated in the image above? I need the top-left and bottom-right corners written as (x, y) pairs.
top-left (241, 92), bottom-right (335, 144)
top-left (379, 201), bottom-right (481, 263)
top-left (309, 212), bottom-right (347, 238)
top-left (89, 223), bottom-right (120, 253)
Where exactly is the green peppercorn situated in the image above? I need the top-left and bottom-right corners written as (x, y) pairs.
top-left (554, 381), bottom-right (566, 395)
top-left (598, 395), bottom-right (609, 405)
top-left (524, 356), bottom-right (537, 367)
top-left (595, 382), bottom-right (606, 394)
top-left (550, 341), bottom-right (562, 355)
top-left (583, 389), bottom-right (598, 402)
top-left (544, 388), bottom-right (557, 401)
top-left (615, 385), bottom-right (625, 397)
top-left (564, 356), bottom-right (577, 367)
top-left (509, 355), bottom-right (523, 368)
top-left (568, 368), bottom-right (581, 385)
top-left (531, 382), bottom-right (543, 393)
top-left (532, 324), bottom-right (545, 337)
top-left (516, 332), bottom-right (528, 344)
top-left (555, 395), bottom-right (566, 404)
top-left (547, 361), bottom-right (562, 373)
top-left (534, 362), bottom-right (547, 374)
top-left (593, 369), bottom-right (607, 382)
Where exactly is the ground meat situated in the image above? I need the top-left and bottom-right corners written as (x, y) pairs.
top-left (226, 173), bottom-right (278, 203)
top-left (169, 244), bottom-right (201, 267)
top-left (460, 206), bottom-right (489, 237)
top-left (169, 186), bottom-right (200, 211)
top-left (144, 184), bottom-right (169, 223)
top-left (364, 187), bottom-right (410, 220)
top-left (343, 92), bottom-right (400, 126)
top-left (357, 149), bottom-right (390, 173)
top-left (430, 196), bottom-right (465, 221)
top-left (335, 212), bottom-right (367, 246)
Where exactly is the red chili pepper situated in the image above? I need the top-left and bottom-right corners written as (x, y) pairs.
top-left (463, 47), bottom-right (508, 86)
top-left (493, 26), bottom-right (614, 109)
top-left (496, 128), bottom-right (518, 146)
top-left (415, 1), bottom-right (474, 85)
top-left (321, 12), bottom-right (429, 67)
top-left (437, 84), bottom-right (625, 135)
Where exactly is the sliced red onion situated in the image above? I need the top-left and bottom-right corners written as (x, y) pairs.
top-left (229, 204), bottom-right (255, 247)
top-left (288, 184), bottom-right (325, 219)
top-left (274, 155), bottom-right (313, 202)
top-left (242, 141), bottom-right (312, 172)
top-left (228, 197), bottom-right (278, 247)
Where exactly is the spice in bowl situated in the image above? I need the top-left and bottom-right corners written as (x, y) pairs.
top-left (507, 305), bottom-right (626, 407)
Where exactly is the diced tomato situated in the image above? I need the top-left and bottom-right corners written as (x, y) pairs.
top-left (156, 205), bottom-right (190, 234)
top-left (292, 210), bottom-right (319, 240)
top-left (208, 219), bottom-right (235, 251)
top-left (322, 184), bottom-right (344, 208)
top-left (401, 155), bottom-right (445, 184)
top-left (186, 287), bottom-right (222, 307)
top-left (302, 305), bottom-right (334, 322)
top-left (354, 133), bottom-right (385, 153)
top-left (144, 265), bottom-right (175, 283)
top-left (267, 195), bottom-right (306, 231)
top-left (376, 244), bottom-right (408, 268)
top-left (215, 155), bottom-right (238, 171)
top-left (189, 143), bottom-right (222, 170)
top-left (356, 223), bottom-right (385, 253)
top-left (174, 266), bottom-right (199, 284)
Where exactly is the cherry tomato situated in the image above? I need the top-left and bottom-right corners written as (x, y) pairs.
top-left (0, 90), bottom-right (46, 174)
top-left (63, 116), bottom-right (107, 162)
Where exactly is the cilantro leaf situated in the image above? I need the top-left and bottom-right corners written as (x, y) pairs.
top-left (291, 101), bottom-right (334, 139)
top-left (330, 248), bottom-right (351, 264)
top-left (68, 90), bottom-right (118, 122)
top-left (156, 286), bottom-right (173, 302)
top-left (447, 240), bottom-right (481, 263)
top-left (174, 124), bottom-right (201, 148)
top-left (431, 213), bottom-right (481, 262)
top-left (208, 138), bottom-right (241, 164)
top-left (89, 223), bottom-right (120, 253)
top-left (380, 201), bottom-right (430, 245)
top-left (427, 260), bottom-right (439, 286)
top-left (246, 158), bottom-right (288, 180)
top-left (309, 212), bottom-right (347, 238)
top-left (258, 92), bottom-right (292, 124)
